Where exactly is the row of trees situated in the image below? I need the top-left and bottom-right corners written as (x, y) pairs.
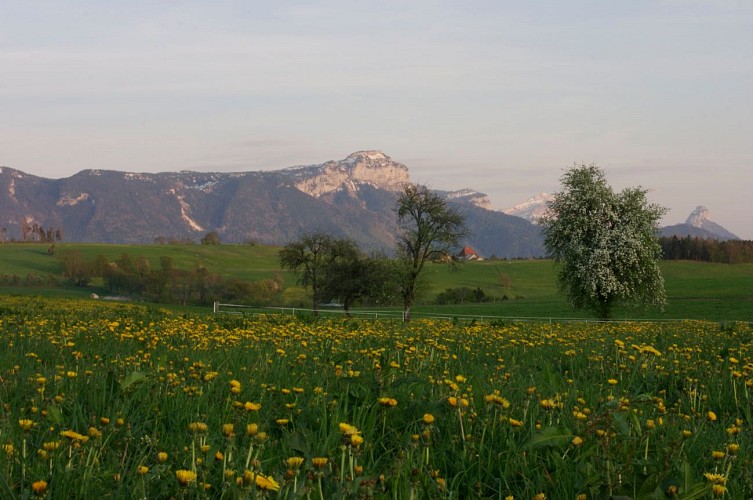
top-left (58, 250), bottom-right (281, 306)
top-left (659, 236), bottom-right (753, 264)
top-left (0, 224), bottom-right (62, 243)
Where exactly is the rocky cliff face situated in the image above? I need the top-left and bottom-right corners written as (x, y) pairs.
top-left (289, 151), bottom-right (410, 198)
top-left (442, 189), bottom-right (492, 210)
top-left (503, 193), bottom-right (554, 224)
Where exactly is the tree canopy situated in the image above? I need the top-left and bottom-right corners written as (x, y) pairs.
top-left (540, 164), bottom-right (667, 319)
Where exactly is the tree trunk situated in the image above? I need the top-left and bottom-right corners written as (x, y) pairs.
top-left (403, 305), bottom-right (411, 322)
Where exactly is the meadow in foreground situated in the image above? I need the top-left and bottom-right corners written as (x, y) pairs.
top-left (1, 296), bottom-right (752, 499)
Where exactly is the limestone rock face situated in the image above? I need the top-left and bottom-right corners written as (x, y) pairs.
top-left (503, 193), bottom-right (555, 224)
top-left (290, 151), bottom-right (410, 198)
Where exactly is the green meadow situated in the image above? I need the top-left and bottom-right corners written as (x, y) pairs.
top-left (0, 243), bottom-right (751, 321)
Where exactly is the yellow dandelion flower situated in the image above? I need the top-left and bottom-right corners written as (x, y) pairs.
top-left (157, 451), bottom-right (168, 463)
top-left (339, 423), bottom-right (360, 435)
top-left (275, 418), bottom-right (289, 426)
top-left (607, 379), bottom-right (618, 386)
top-left (712, 484), bottom-right (727, 497)
top-left (137, 465), bottom-right (149, 475)
top-left (176, 469), bottom-right (197, 486)
top-left (448, 396), bottom-right (458, 407)
top-left (728, 443), bottom-right (740, 455)
top-left (571, 436), bottom-right (584, 446)
top-left (230, 381), bottom-right (242, 395)
top-left (31, 480), bottom-right (48, 496)
top-left (286, 456), bottom-right (305, 468)
top-left (707, 411), bottom-right (717, 422)
top-left (704, 472), bottom-right (727, 484)
top-left (422, 413), bottom-right (435, 425)
top-left (188, 422), bottom-right (208, 433)
top-left (60, 430), bottom-right (89, 443)
top-left (19, 419), bottom-right (34, 432)
top-left (42, 441), bottom-right (61, 452)
top-left (350, 434), bottom-right (364, 447)
top-left (246, 423), bottom-right (258, 436)
top-left (222, 423), bottom-right (235, 437)
top-left (242, 470), bottom-right (280, 491)
top-left (377, 397), bottom-right (398, 407)
top-left (508, 418), bottom-right (524, 428)
top-left (244, 401), bottom-right (262, 411)
top-left (711, 450), bottom-right (725, 460)
top-left (312, 457), bottom-right (329, 468)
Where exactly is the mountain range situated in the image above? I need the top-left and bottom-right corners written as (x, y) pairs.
top-left (0, 151), bottom-right (542, 258)
top-left (0, 151), bottom-right (740, 258)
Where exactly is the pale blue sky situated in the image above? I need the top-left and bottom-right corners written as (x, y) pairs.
top-left (2, 1), bottom-right (751, 238)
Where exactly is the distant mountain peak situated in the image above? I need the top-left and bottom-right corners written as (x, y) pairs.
top-left (686, 205), bottom-right (711, 227)
top-left (503, 193), bottom-right (555, 223)
top-left (661, 205), bottom-right (739, 241)
top-left (441, 189), bottom-right (492, 210)
top-left (290, 151), bottom-right (410, 198)
top-left (345, 150), bottom-right (389, 162)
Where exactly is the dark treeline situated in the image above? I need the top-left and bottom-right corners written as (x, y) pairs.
top-left (57, 250), bottom-right (282, 306)
top-left (659, 236), bottom-right (753, 264)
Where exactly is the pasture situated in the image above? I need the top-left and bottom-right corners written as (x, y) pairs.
top-left (0, 243), bottom-right (751, 321)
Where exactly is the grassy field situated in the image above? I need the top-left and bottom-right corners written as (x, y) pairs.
top-left (0, 243), bottom-right (751, 321)
top-left (1, 295), bottom-right (752, 498)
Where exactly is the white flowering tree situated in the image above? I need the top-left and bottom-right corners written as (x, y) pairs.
top-left (540, 164), bottom-right (667, 319)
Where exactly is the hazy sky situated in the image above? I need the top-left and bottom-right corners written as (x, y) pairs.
top-left (2, 1), bottom-right (751, 238)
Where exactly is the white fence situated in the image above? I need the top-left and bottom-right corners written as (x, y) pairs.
top-left (211, 301), bottom-right (706, 324)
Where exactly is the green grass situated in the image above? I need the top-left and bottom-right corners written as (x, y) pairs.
top-left (2, 296), bottom-right (753, 498)
top-left (0, 243), bottom-right (751, 321)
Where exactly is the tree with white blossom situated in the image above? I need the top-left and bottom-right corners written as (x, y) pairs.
top-left (540, 164), bottom-right (667, 319)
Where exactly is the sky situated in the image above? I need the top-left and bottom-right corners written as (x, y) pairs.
top-left (1, 1), bottom-right (751, 239)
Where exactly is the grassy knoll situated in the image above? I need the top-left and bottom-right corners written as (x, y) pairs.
top-left (0, 243), bottom-right (751, 321)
